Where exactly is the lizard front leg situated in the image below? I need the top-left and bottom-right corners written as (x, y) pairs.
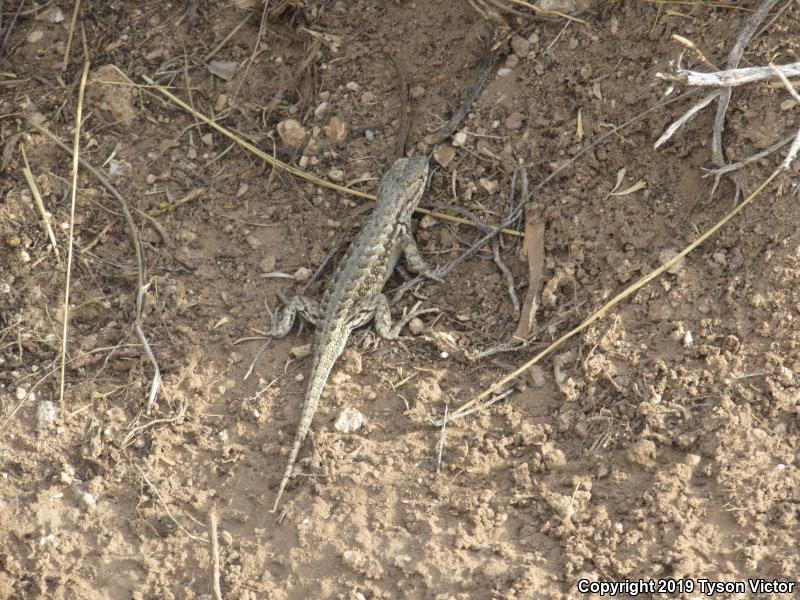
top-left (268, 295), bottom-right (322, 338)
top-left (401, 231), bottom-right (443, 282)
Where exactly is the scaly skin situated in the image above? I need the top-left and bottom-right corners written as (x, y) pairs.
top-left (270, 155), bottom-right (441, 512)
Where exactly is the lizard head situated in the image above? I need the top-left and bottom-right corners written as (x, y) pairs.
top-left (377, 155), bottom-right (430, 221)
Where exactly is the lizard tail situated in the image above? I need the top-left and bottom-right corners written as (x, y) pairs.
top-left (271, 350), bottom-right (338, 512)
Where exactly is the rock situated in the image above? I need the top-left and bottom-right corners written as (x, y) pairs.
top-left (322, 116), bottom-right (347, 145)
top-left (294, 267), bottom-right (312, 282)
top-left (291, 344), bottom-right (312, 359)
top-left (505, 55), bottom-right (519, 69)
top-left (146, 173), bottom-right (156, 184)
top-left (36, 6), bottom-right (65, 23)
top-left (346, 81), bottom-right (361, 92)
top-left (36, 400), bottom-right (57, 428)
top-left (433, 145), bottom-right (456, 168)
top-left (479, 178), bottom-right (499, 194)
top-left (364, 129), bottom-right (375, 141)
top-left (328, 168), bottom-right (344, 182)
top-left (334, 408), bottom-right (365, 433)
top-left (408, 317), bottom-right (425, 336)
top-left (659, 248), bottom-right (684, 275)
top-left (419, 215), bottom-right (437, 229)
top-left (27, 30), bottom-right (44, 44)
top-left (201, 133), bottom-right (213, 146)
top-left (108, 159), bottom-right (133, 178)
top-left (215, 94), bottom-right (227, 112)
top-left (510, 35), bottom-right (531, 58)
top-left (410, 85), bottom-right (426, 99)
top-left (504, 111), bottom-right (524, 130)
top-left (277, 119), bottom-right (307, 150)
top-left (497, 68), bottom-right (513, 77)
top-left (452, 131), bottom-right (468, 147)
top-left (206, 60), bottom-right (238, 81)
top-left (314, 101), bottom-right (330, 119)
top-left (258, 255), bottom-right (275, 272)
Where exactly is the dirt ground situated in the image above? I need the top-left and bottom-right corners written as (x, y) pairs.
top-left (1, 1), bottom-right (799, 598)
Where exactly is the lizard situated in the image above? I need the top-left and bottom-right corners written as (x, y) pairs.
top-left (268, 155), bottom-right (442, 512)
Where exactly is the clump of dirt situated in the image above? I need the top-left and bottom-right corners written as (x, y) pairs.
top-left (1, 1), bottom-right (799, 598)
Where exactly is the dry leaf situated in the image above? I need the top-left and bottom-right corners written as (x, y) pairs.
top-left (610, 180), bottom-right (647, 196)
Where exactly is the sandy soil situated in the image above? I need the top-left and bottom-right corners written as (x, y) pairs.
top-left (1, 1), bottom-right (799, 598)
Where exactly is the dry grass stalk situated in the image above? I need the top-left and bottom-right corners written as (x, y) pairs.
top-left (20, 145), bottom-right (62, 267)
top-left (59, 62), bottom-right (90, 406)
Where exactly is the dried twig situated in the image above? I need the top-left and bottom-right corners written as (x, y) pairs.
top-left (0, 0), bottom-right (24, 55)
top-left (654, 91), bottom-right (719, 149)
top-left (61, 0), bottom-right (81, 71)
top-left (20, 146), bottom-right (62, 267)
top-left (513, 211), bottom-right (544, 340)
top-left (658, 61), bottom-right (800, 87)
top-left (769, 62), bottom-right (800, 168)
top-left (209, 509), bottom-right (223, 600)
top-left (59, 63), bottom-right (90, 406)
top-left (435, 404), bottom-right (448, 473)
top-left (711, 0), bottom-right (780, 175)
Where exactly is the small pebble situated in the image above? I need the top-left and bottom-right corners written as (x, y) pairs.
top-left (433, 145), bottom-right (456, 168)
top-left (36, 400), bottom-right (57, 428)
top-left (328, 168), bottom-right (344, 182)
top-left (410, 85), bottom-right (426, 99)
top-left (277, 119), bottom-right (307, 150)
top-left (219, 530), bottom-right (234, 546)
top-left (497, 68), bottom-right (513, 77)
top-left (408, 317), bottom-right (425, 336)
top-left (780, 99), bottom-right (796, 111)
top-left (201, 133), bottom-right (214, 146)
top-left (294, 267), bottom-right (312, 282)
top-left (511, 35), bottom-right (531, 58)
top-left (27, 30), bottom-right (44, 44)
top-left (659, 248), bottom-right (684, 275)
top-left (364, 129), bottom-right (375, 141)
top-left (479, 178), bottom-right (499, 194)
top-left (452, 131), bottom-right (467, 147)
top-left (334, 407), bottom-right (365, 433)
top-left (36, 6), bottom-right (65, 23)
top-left (505, 55), bottom-right (519, 69)
top-left (419, 215), bottom-right (437, 229)
top-left (291, 344), bottom-right (313, 359)
top-left (215, 94), bottom-right (227, 112)
top-left (346, 81), bottom-right (361, 92)
top-left (314, 101), bottom-right (330, 119)
top-left (504, 111), bottom-right (524, 130)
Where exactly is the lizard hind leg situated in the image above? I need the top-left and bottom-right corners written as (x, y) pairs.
top-left (268, 295), bottom-right (322, 338)
top-left (372, 294), bottom-right (437, 340)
